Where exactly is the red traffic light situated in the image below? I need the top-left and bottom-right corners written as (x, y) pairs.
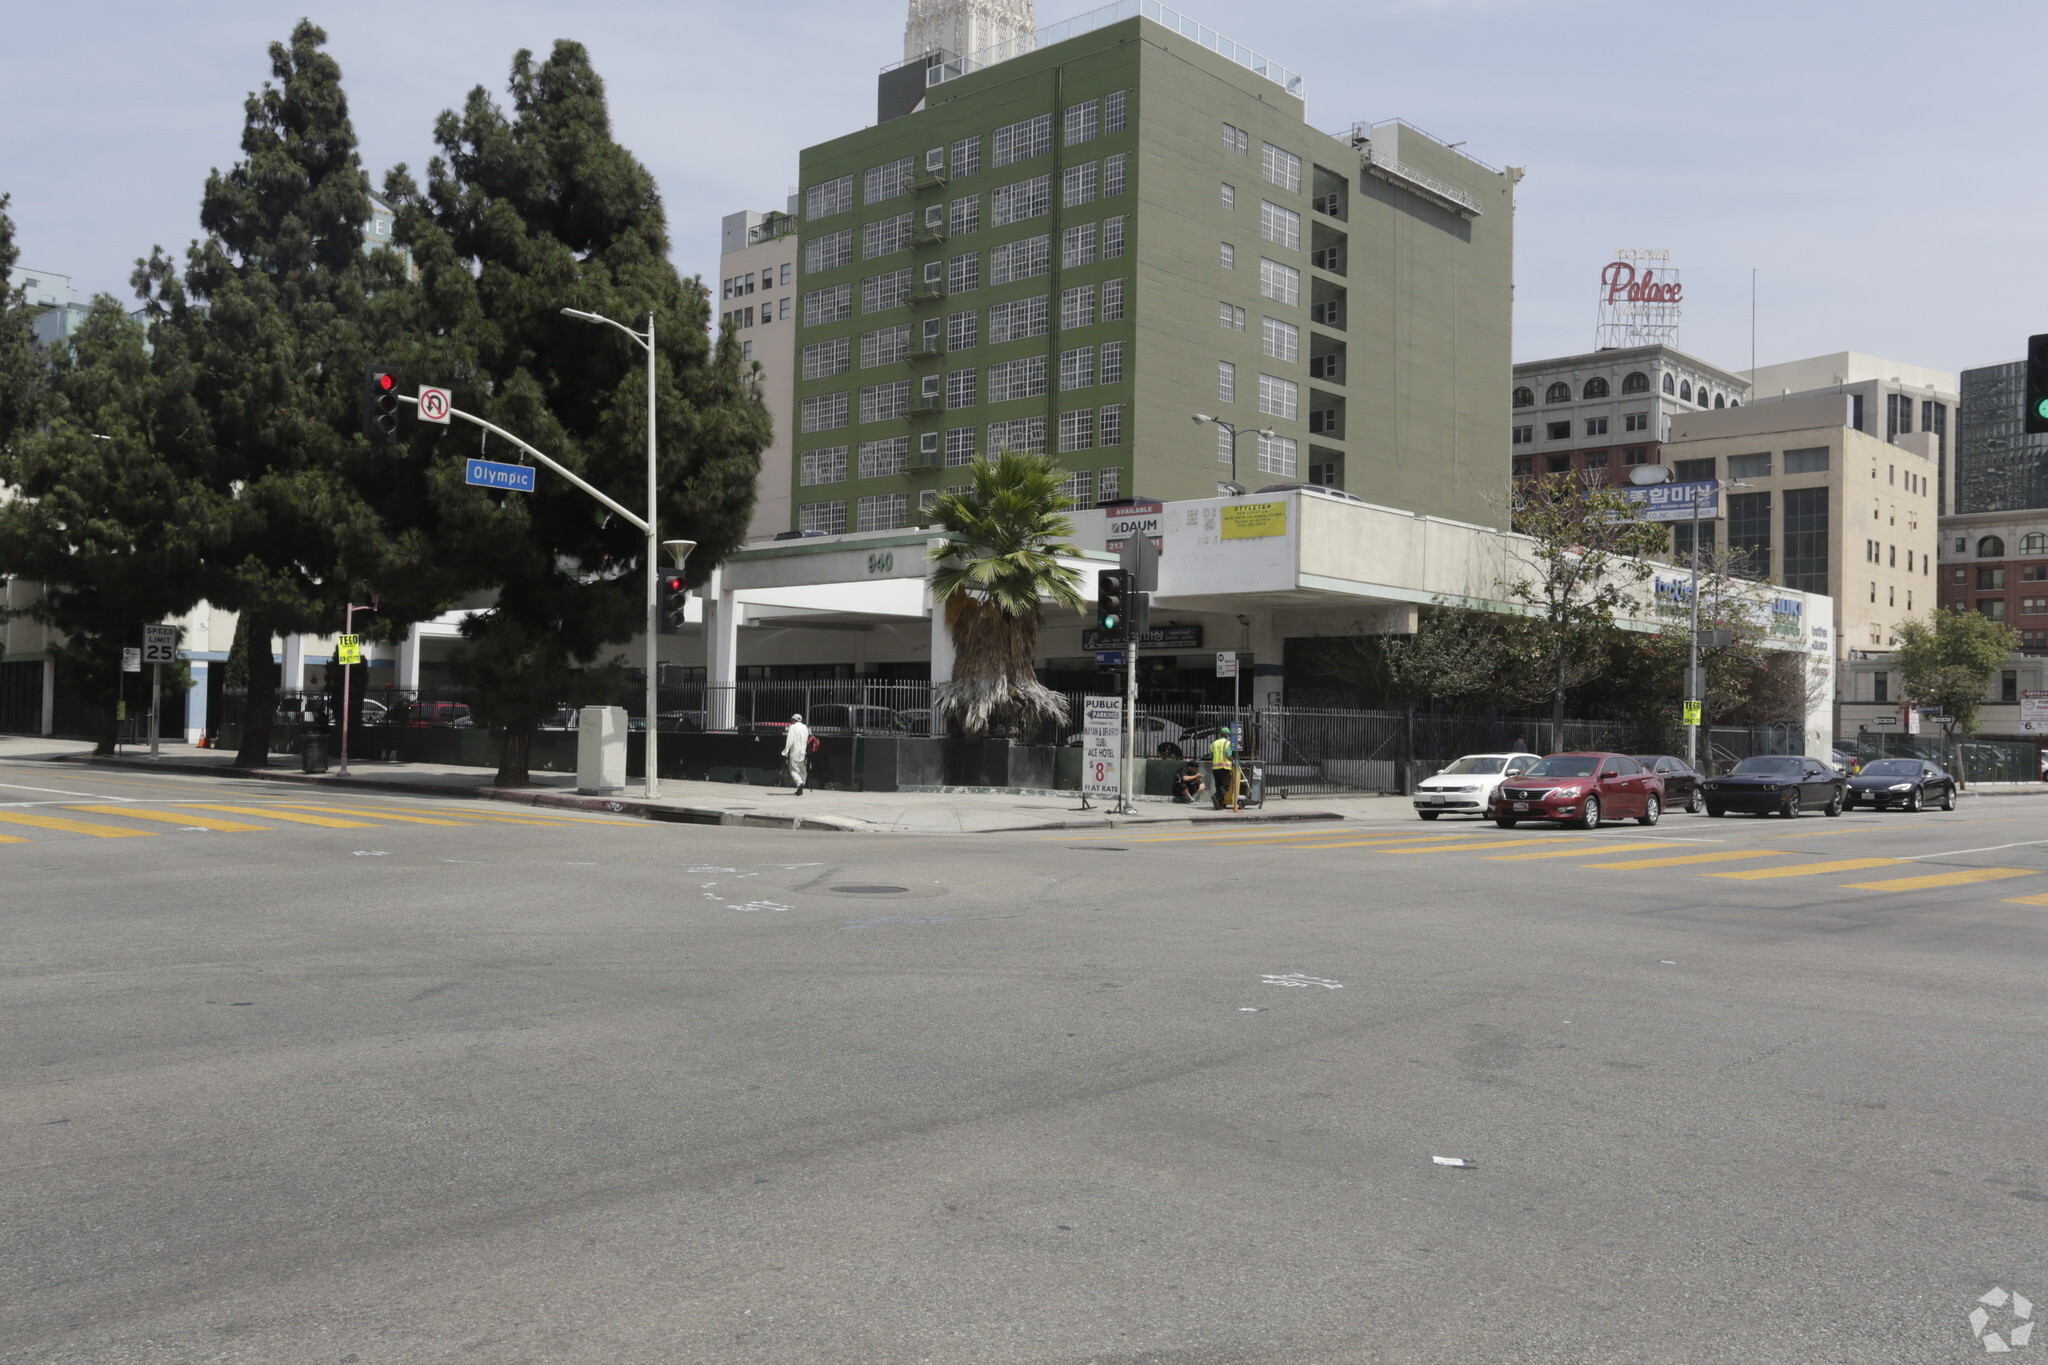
top-left (378, 372), bottom-right (395, 391)
top-left (663, 575), bottom-right (686, 593)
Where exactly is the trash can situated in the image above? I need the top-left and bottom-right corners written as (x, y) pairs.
top-left (301, 733), bottom-right (330, 774)
top-left (1242, 761), bottom-right (1265, 808)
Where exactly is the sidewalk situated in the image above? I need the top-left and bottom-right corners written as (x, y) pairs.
top-left (0, 736), bottom-right (1349, 835)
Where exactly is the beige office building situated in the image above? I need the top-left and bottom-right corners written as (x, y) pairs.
top-left (718, 203), bottom-right (802, 539)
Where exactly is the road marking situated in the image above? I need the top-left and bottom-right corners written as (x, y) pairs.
top-left (1298, 835), bottom-right (1566, 853)
top-left (1772, 826), bottom-right (1888, 840)
top-left (1708, 857), bottom-right (1906, 880)
top-left (1895, 838), bottom-right (2048, 861)
top-left (1840, 867), bottom-right (2042, 891)
top-left (67, 806), bottom-right (271, 833)
top-left (1580, 849), bottom-right (1789, 869)
top-left (182, 805), bottom-right (381, 828)
top-left (0, 832), bottom-right (25, 843)
top-left (1481, 844), bottom-right (1655, 860)
top-left (264, 804), bottom-right (488, 827)
top-left (0, 780), bottom-right (120, 799)
top-left (2001, 892), bottom-right (2048, 905)
top-left (0, 809), bottom-right (155, 838)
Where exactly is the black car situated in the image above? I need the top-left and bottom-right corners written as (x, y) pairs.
top-left (1700, 755), bottom-right (1845, 818)
top-left (1632, 754), bottom-right (1704, 813)
top-left (1846, 758), bottom-right (1956, 812)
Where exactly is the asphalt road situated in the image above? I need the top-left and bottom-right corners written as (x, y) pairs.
top-left (3, 760), bottom-right (2044, 1363)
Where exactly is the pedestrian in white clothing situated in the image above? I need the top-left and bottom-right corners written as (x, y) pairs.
top-left (782, 713), bottom-right (812, 795)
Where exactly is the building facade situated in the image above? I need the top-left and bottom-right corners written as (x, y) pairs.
top-left (1509, 345), bottom-right (1748, 487)
top-left (1742, 352), bottom-right (1957, 515)
top-left (719, 201), bottom-right (803, 539)
top-left (784, 7), bottom-right (1515, 537)
top-left (1955, 359), bottom-right (2048, 515)
top-left (1935, 508), bottom-right (2048, 652)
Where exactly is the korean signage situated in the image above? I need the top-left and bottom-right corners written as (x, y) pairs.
top-left (1621, 480), bottom-right (1720, 523)
top-left (1220, 502), bottom-right (1287, 540)
top-left (1769, 597), bottom-right (1804, 639)
top-left (1082, 625), bottom-right (1202, 651)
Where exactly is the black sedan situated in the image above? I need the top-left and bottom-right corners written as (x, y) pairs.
top-left (1700, 755), bottom-right (1845, 818)
top-left (1846, 758), bottom-right (1957, 811)
top-left (1633, 754), bottom-right (1704, 813)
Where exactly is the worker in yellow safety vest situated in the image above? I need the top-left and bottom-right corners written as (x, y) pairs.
top-left (1209, 725), bottom-right (1236, 811)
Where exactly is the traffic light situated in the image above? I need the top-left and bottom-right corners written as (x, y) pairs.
top-left (1128, 589), bottom-right (1151, 645)
top-left (1096, 568), bottom-right (1129, 643)
top-left (362, 365), bottom-right (401, 443)
top-left (2026, 334), bottom-right (2048, 435)
top-left (661, 574), bottom-right (690, 633)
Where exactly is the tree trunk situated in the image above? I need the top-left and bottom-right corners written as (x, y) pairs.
top-left (234, 615), bottom-right (278, 768)
top-left (1552, 643), bottom-right (1568, 745)
top-left (495, 725), bottom-right (532, 787)
top-left (94, 707), bottom-right (118, 757)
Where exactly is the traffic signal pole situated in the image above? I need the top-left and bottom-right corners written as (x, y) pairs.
top-left (1118, 637), bottom-right (1138, 816)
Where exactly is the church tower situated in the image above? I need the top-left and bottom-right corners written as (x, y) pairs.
top-left (903, 0), bottom-right (1036, 63)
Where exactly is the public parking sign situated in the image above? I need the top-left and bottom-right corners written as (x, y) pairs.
top-left (1082, 696), bottom-right (1121, 796)
top-left (417, 385), bottom-right (452, 424)
top-left (141, 624), bottom-right (177, 664)
top-left (2021, 690), bottom-right (2048, 733)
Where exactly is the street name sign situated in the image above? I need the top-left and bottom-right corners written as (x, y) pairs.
top-left (466, 458), bottom-right (537, 492)
top-left (141, 625), bottom-right (177, 664)
top-left (1082, 696), bottom-right (1121, 797)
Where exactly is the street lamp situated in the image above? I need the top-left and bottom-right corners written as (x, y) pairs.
top-left (1632, 464), bottom-right (1753, 769)
top-left (1191, 413), bottom-right (1276, 495)
top-left (560, 306), bottom-right (664, 800)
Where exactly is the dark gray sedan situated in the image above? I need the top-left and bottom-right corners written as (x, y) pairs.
top-left (1701, 756), bottom-right (1846, 819)
top-left (1846, 758), bottom-right (1957, 811)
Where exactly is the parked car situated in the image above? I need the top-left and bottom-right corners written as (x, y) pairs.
top-left (1412, 751), bottom-right (1542, 820)
top-left (1845, 757), bottom-right (1956, 811)
top-left (1632, 754), bottom-right (1704, 813)
top-left (1699, 755), bottom-right (1845, 818)
top-left (1489, 752), bottom-right (1664, 829)
top-left (806, 704), bottom-right (911, 735)
top-left (404, 701), bottom-right (473, 728)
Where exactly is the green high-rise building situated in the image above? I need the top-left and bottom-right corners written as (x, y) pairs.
top-left (788, 4), bottom-right (1515, 534)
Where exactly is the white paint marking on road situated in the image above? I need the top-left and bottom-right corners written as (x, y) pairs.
top-left (1895, 838), bottom-right (2048, 861)
top-left (0, 781), bottom-right (124, 799)
top-left (352, 850), bottom-right (391, 857)
top-left (1262, 973), bottom-right (1343, 989)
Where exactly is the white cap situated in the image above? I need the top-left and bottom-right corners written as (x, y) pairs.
top-left (791, 713), bottom-right (803, 721)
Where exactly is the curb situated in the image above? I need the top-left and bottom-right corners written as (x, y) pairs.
top-left (976, 808), bottom-right (1346, 834)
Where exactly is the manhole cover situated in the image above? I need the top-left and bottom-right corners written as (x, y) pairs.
top-left (832, 885), bottom-right (910, 895)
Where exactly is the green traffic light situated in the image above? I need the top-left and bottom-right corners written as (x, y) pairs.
top-left (2035, 397), bottom-right (2048, 421)
top-left (1102, 615), bottom-right (1119, 630)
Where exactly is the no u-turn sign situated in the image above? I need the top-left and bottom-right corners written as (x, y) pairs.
top-left (417, 385), bottom-right (452, 424)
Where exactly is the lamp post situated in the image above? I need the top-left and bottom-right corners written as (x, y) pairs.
top-left (1633, 465), bottom-right (1752, 770)
top-left (335, 596), bottom-right (377, 778)
top-left (1190, 413), bottom-right (1276, 495)
top-left (559, 306), bottom-right (663, 800)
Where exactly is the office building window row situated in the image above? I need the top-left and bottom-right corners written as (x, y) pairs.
top-left (861, 268), bottom-right (911, 314)
top-left (857, 492), bottom-right (909, 531)
top-left (805, 175), bottom-right (854, 220)
top-left (993, 114), bottom-right (1054, 168)
top-left (806, 229), bottom-right (853, 274)
top-left (988, 415), bottom-right (1046, 454)
top-left (990, 234), bottom-right (1050, 285)
top-left (799, 446), bottom-right (848, 487)
top-left (864, 157), bottom-right (915, 205)
top-left (799, 500), bottom-right (848, 534)
top-left (801, 391), bottom-right (849, 434)
top-left (859, 380), bottom-right (910, 424)
top-left (863, 212), bottom-right (913, 260)
top-left (988, 295), bottom-right (1049, 343)
top-left (859, 323), bottom-right (911, 369)
top-left (858, 437), bottom-right (908, 479)
top-left (988, 356), bottom-right (1048, 403)
top-left (992, 173), bottom-right (1052, 226)
top-left (1058, 411), bottom-right (1095, 454)
top-left (802, 336), bottom-right (850, 380)
top-left (804, 283), bottom-right (852, 326)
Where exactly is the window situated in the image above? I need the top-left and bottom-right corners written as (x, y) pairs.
top-left (2024, 598), bottom-right (2048, 615)
top-left (865, 157), bottom-right (915, 204)
top-left (1102, 216), bottom-right (1125, 258)
top-left (804, 283), bottom-right (852, 325)
top-left (1979, 567), bottom-right (2007, 590)
top-left (1622, 371), bottom-right (1649, 394)
top-left (1583, 376), bottom-right (1610, 399)
top-left (1222, 122), bottom-right (1250, 153)
top-left (1218, 361), bottom-right (1236, 403)
top-left (1258, 374), bottom-right (1299, 420)
top-left (805, 229), bottom-right (854, 275)
top-left (1584, 450), bottom-right (1608, 470)
top-left (1064, 99), bottom-right (1099, 146)
top-left (943, 427), bottom-right (976, 466)
top-left (1100, 405), bottom-right (1124, 448)
top-left (1873, 672), bottom-right (1890, 703)
top-left (1512, 386), bottom-right (1535, 408)
top-left (946, 368), bottom-right (978, 409)
top-left (951, 135), bottom-right (982, 178)
top-left (1784, 446), bottom-right (1829, 474)
top-left (993, 114), bottom-right (1053, 168)
top-left (858, 436), bottom-right (909, 478)
top-left (1979, 599), bottom-right (2008, 622)
top-left (949, 196), bottom-right (981, 236)
top-left (1727, 491), bottom-right (1771, 579)
top-left (1727, 452), bottom-right (1772, 479)
top-left (859, 380), bottom-right (910, 423)
top-left (1661, 373), bottom-right (1676, 395)
top-left (863, 212), bottom-right (913, 259)
top-left (987, 356), bottom-right (1048, 403)
top-left (1980, 535), bottom-right (2007, 557)
top-left (799, 500), bottom-right (848, 534)
top-left (801, 391), bottom-right (849, 433)
top-left (859, 323), bottom-right (911, 368)
top-left (1620, 446), bottom-right (1646, 466)
top-left (1219, 302), bottom-right (1246, 331)
top-left (1217, 425), bottom-right (1236, 464)
top-left (806, 175), bottom-right (854, 219)
top-left (2027, 631), bottom-right (2048, 648)
top-left (2026, 565), bottom-right (2048, 581)
top-left (1102, 278), bottom-right (1126, 320)
top-left (947, 251), bottom-right (981, 293)
top-left (1103, 153), bottom-right (1127, 197)
top-left (989, 234), bottom-right (1050, 284)
top-left (857, 492), bottom-right (909, 532)
top-left (1220, 242), bottom-right (1235, 269)
top-left (1105, 89), bottom-right (1127, 132)
top-left (1886, 392), bottom-right (1913, 439)
top-left (987, 295), bottom-right (1048, 344)
top-left (1099, 341), bottom-right (1124, 385)
top-left (1060, 346), bottom-right (1095, 390)
top-left (1262, 317), bottom-right (1299, 363)
top-left (2003, 670), bottom-right (2021, 702)
top-left (1259, 259), bottom-right (1300, 306)
top-left (1062, 222), bottom-right (1098, 268)
top-left (946, 309), bottom-right (978, 351)
top-left (1221, 182), bottom-right (1236, 210)
top-left (1673, 457), bottom-right (1714, 482)
top-left (861, 268), bottom-right (912, 313)
top-left (992, 174), bottom-right (1052, 225)
top-left (1512, 425), bottom-right (1532, 445)
top-left (1060, 284), bottom-right (1096, 330)
top-left (1256, 432), bottom-right (1298, 477)
top-left (779, 297), bottom-right (791, 320)
top-left (1063, 161), bottom-right (1098, 207)
top-left (1623, 412), bottom-right (1649, 432)
top-left (1260, 201), bottom-right (1301, 250)
top-left (1545, 382), bottom-right (1570, 404)
top-left (799, 446), bottom-right (848, 486)
top-left (801, 337), bottom-right (851, 380)
top-left (1511, 456), bottom-right (1533, 477)
top-left (986, 415), bottom-right (1045, 454)
top-left (1260, 142), bottom-right (1302, 192)
top-left (1057, 409), bottom-right (1095, 453)
top-left (1698, 387), bottom-right (1712, 407)
top-left (1584, 417), bottom-right (1609, 437)
top-left (1672, 519), bottom-right (1715, 561)
top-left (1714, 394), bottom-right (1725, 408)
top-left (1679, 381), bottom-right (1692, 401)
top-left (2024, 533), bottom-right (2048, 554)
top-left (1057, 469), bottom-right (1094, 506)
top-left (1546, 421), bottom-right (1570, 441)
top-left (1782, 486), bottom-right (1829, 595)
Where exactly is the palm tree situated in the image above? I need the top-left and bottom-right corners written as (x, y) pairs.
top-left (925, 450), bottom-right (1085, 739)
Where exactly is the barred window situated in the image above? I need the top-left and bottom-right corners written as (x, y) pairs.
top-left (1261, 317), bottom-right (1299, 363)
top-left (804, 283), bottom-right (852, 326)
top-left (1260, 142), bottom-right (1302, 193)
top-left (1101, 277), bottom-right (1126, 320)
top-left (864, 157), bottom-right (915, 204)
top-left (1057, 468), bottom-right (1093, 504)
top-left (1063, 161), bottom-right (1098, 208)
top-left (987, 356), bottom-right (1048, 403)
top-left (1259, 258), bottom-right (1300, 306)
top-left (1219, 302), bottom-right (1246, 331)
top-left (1222, 122), bottom-right (1250, 154)
top-left (989, 234), bottom-right (1050, 284)
top-left (992, 113), bottom-right (1053, 167)
top-left (861, 268), bottom-right (912, 313)
top-left (805, 175), bottom-right (854, 219)
top-left (801, 337), bottom-right (850, 380)
top-left (1217, 425), bottom-right (1235, 462)
top-left (863, 212), bottom-right (914, 259)
top-left (948, 195), bottom-right (981, 235)
top-left (1218, 361), bottom-right (1236, 403)
top-left (799, 446), bottom-right (848, 486)
top-left (1260, 201), bottom-right (1301, 250)
top-left (1061, 223), bottom-right (1097, 269)
top-left (859, 324), bottom-right (912, 369)
top-left (946, 308), bottom-right (979, 351)
top-left (951, 134), bottom-right (982, 177)
top-left (1064, 99), bottom-right (1099, 146)
top-left (986, 416), bottom-right (1046, 454)
top-left (806, 228), bottom-right (854, 274)
top-left (799, 500), bottom-right (847, 534)
top-left (1256, 431), bottom-right (1298, 477)
top-left (1060, 284), bottom-right (1096, 330)
top-left (1258, 373), bottom-right (1299, 420)
top-left (992, 174), bottom-right (1052, 225)
top-left (920, 487), bottom-right (939, 513)
top-left (1099, 406), bottom-right (1124, 449)
top-left (1221, 182), bottom-right (1236, 210)
top-left (945, 426), bottom-right (977, 465)
top-left (857, 491), bottom-right (909, 532)
top-left (946, 368), bottom-right (978, 408)
top-left (988, 295), bottom-right (1050, 344)
top-left (1102, 216), bottom-right (1125, 259)
top-left (1103, 153), bottom-right (1128, 197)
top-left (947, 251), bottom-right (981, 293)
top-left (1060, 346), bottom-right (1095, 391)
top-left (1105, 89), bottom-right (1127, 133)
top-left (1100, 340), bottom-right (1125, 385)
top-left (801, 391), bottom-right (849, 433)
top-left (859, 379), bottom-right (910, 423)
top-left (858, 436), bottom-right (909, 478)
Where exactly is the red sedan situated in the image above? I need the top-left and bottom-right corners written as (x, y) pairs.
top-left (1488, 752), bottom-right (1665, 829)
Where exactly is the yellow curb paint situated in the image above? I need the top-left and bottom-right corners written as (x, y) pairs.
top-left (1579, 849), bottom-right (1789, 870)
top-left (1708, 857), bottom-right (1906, 881)
top-left (1840, 867), bottom-right (2041, 891)
top-left (68, 806), bottom-right (271, 833)
top-left (0, 809), bottom-right (155, 839)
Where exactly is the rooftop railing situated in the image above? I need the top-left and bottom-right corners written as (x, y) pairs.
top-left (920, 0), bottom-right (1303, 97)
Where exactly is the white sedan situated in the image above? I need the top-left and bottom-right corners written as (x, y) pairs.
top-left (1413, 752), bottom-right (1543, 820)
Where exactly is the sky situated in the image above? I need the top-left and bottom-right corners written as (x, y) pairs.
top-left (6, 0), bottom-right (2044, 380)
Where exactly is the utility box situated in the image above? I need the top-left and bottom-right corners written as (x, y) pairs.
top-left (576, 706), bottom-right (629, 794)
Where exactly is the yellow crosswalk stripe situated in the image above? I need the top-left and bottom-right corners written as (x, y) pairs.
top-left (2001, 892), bottom-right (2048, 905)
top-left (0, 809), bottom-right (155, 839)
top-left (265, 804), bottom-right (489, 827)
top-left (1580, 849), bottom-right (1789, 869)
top-left (1709, 857), bottom-right (1905, 881)
top-left (182, 804), bottom-right (380, 829)
top-left (68, 805), bottom-right (271, 833)
top-left (1840, 866), bottom-right (2042, 891)
top-left (0, 832), bottom-right (25, 843)
top-left (1065, 827), bottom-right (1357, 845)
top-left (1482, 843), bottom-right (1672, 861)
top-left (1295, 836), bottom-right (1561, 853)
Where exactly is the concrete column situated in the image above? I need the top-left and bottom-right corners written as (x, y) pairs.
top-left (705, 568), bottom-right (740, 731)
top-left (927, 538), bottom-right (955, 688)
top-left (396, 623), bottom-right (423, 692)
top-left (281, 635), bottom-right (306, 691)
top-left (186, 662), bottom-right (209, 743)
top-left (1244, 612), bottom-right (1284, 712)
top-left (40, 656), bottom-right (55, 735)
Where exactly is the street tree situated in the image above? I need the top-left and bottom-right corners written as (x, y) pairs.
top-left (385, 41), bottom-right (769, 785)
top-left (1895, 607), bottom-right (2021, 778)
top-left (0, 197), bottom-right (42, 453)
top-left (1638, 546), bottom-right (1817, 728)
top-left (925, 451), bottom-right (1084, 739)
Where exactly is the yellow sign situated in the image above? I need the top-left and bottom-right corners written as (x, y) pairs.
top-left (117, 701), bottom-right (127, 721)
top-left (1682, 700), bottom-right (1702, 725)
top-left (336, 634), bottom-right (363, 665)
top-left (1220, 501), bottom-right (1287, 540)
